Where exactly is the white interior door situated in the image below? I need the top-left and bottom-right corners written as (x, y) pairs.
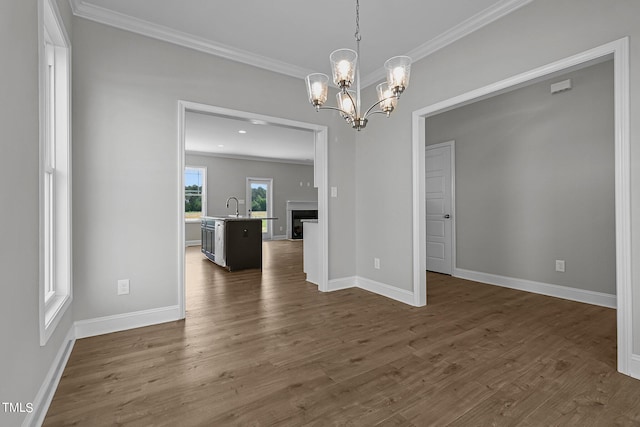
top-left (426, 142), bottom-right (454, 274)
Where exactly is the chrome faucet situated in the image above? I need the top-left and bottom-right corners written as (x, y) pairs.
top-left (226, 196), bottom-right (239, 217)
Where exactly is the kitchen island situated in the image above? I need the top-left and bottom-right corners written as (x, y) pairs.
top-left (201, 216), bottom-right (266, 271)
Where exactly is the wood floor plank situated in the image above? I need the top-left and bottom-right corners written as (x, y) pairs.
top-left (44, 241), bottom-right (640, 426)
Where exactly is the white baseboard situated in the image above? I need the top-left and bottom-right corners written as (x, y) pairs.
top-left (26, 306), bottom-right (182, 425)
top-left (326, 276), bottom-right (415, 305)
top-left (453, 268), bottom-right (616, 308)
top-left (630, 354), bottom-right (640, 380)
top-left (330, 267), bottom-right (616, 310)
top-left (25, 325), bottom-right (76, 427)
top-left (356, 277), bottom-right (416, 306)
top-left (185, 240), bottom-right (201, 247)
top-left (328, 276), bottom-right (356, 291)
top-left (271, 235), bottom-right (287, 241)
top-left (75, 305), bottom-right (182, 339)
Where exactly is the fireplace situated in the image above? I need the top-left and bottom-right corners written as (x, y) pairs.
top-left (286, 201), bottom-right (318, 239)
top-left (291, 209), bottom-right (318, 239)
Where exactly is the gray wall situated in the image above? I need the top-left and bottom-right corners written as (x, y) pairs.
top-left (0, 0), bottom-right (75, 425)
top-left (354, 0), bottom-right (640, 353)
top-left (185, 221), bottom-right (201, 243)
top-left (4, 4), bottom-right (640, 419)
top-left (426, 61), bottom-right (614, 294)
top-left (71, 17), bottom-right (356, 321)
top-left (185, 154), bottom-right (317, 239)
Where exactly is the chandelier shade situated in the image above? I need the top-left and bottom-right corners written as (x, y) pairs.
top-left (304, 0), bottom-right (411, 130)
top-left (384, 56), bottom-right (412, 95)
top-left (305, 73), bottom-right (329, 107)
top-left (376, 82), bottom-right (397, 114)
top-left (329, 49), bottom-right (357, 90)
top-left (337, 90), bottom-right (356, 119)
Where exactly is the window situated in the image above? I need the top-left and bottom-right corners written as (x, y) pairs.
top-left (39, 0), bottom-right (71, 345)
top-left (185, 166), bottom-right (207, 221)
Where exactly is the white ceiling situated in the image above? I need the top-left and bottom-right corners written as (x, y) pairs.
top-left (185, 111), bottom-right (315, 164)
top-left (70, 0), bottom-right (533, 161)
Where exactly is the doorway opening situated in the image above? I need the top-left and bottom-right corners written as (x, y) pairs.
top-left (412, 38), bottom-right (632, 377)
top-left (177, 101), bottom-right (330, 318)
top-left (246, 177), bottom-right (273, 240)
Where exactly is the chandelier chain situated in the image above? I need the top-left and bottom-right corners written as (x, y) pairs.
top-left (354, 0), bottom-right (361, 42)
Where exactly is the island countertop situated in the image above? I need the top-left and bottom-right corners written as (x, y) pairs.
top-left (201, 216), bottom-right (278, 221)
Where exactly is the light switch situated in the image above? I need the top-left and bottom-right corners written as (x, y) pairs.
top-left (331, 187), bottom-right (338, 198)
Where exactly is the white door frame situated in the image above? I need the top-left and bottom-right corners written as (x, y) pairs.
top-left (425, 141), bottom-right (456, 275)
top-left (177, 101), bottom-right (330, 315)
top-left (246, 177), bottom-right (273, 240)
top-left (412, 38), bottom-right (634, 377)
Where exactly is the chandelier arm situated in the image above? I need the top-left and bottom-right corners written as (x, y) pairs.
top-left (364, 110), bottom-right (391, 118)
top-left (344, 90), bottom-right (358, 117)
top-left (362, 95), bottom-right (398, 119)
top-left (317, 105), bottom-right (356, 120)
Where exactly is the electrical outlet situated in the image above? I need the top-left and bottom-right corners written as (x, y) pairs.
top-left (279, 226), bottom-right (283, 231)
top-left (374, 258), bottom-right (380, 269)
top-left (555, 260), bottom-right (565, 272)
top-left (117, 279), bottom-right (130, 295)
top-left (331, 187), bottom-right (338, 198)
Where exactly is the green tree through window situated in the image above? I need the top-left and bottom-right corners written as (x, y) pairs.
top-left (250, 182), bottom-right (269, 233)
top-left (251, 186), bottom-right (267, 212)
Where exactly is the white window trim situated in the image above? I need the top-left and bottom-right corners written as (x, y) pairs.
top-left (184, 166), bottom-right (207, 223)
top-left (39, 0), bottom-right (72, 346)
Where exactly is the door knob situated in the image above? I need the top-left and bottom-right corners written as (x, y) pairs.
top-left (444, 214), bottom-right (451, 219)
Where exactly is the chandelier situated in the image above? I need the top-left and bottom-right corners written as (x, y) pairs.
top-left (304, 0), bottom-right (411, 131)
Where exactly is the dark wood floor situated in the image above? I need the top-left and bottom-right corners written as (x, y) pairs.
top-left (45, 241), bottom-right (640, 426)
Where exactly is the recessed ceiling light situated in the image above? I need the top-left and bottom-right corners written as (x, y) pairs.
top-left (238, 130), bottom-right (247, 134)
top-left (217, 144), bottom-right (224, 148)
top-left (250, 119), bottom-right (268, 126)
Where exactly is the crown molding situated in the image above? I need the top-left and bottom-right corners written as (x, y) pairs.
top-left (360, 0), bottom-right (534, 88)
top-left (69, 0), bottom-right (314, 80)
top-left (71, 0), bottom-right (532, 88)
